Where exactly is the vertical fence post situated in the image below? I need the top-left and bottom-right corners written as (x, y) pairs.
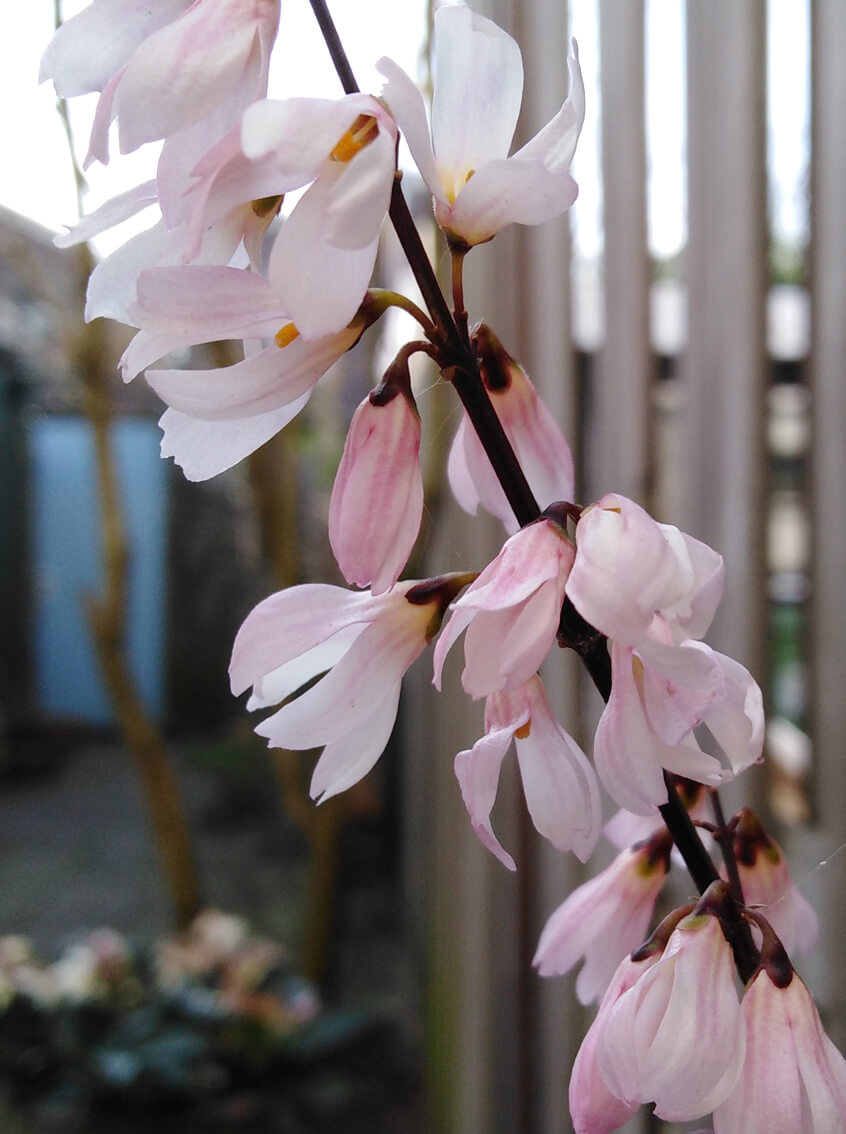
top-left (681, 0), bottom-right (768, 678)
top-left (809, 0), bottom-right (846, 1051)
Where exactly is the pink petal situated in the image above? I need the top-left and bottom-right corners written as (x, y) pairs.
top-left (513, 43), bottom-right (585, 172)
top-left (329, 392), bottom-right (423, 595)
top-left (254, 610), bottom-right (427, 750)
top-left (53, 180), bottom-right (158, 248)
top-left (454, 722), bottom-right (522, 871)
top-left (513, 677), bottom-right (601, 861)
top-left (376, 57), bottom-right (444, 203)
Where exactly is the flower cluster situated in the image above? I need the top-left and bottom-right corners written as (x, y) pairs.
top-left (42, 2), bottom-right (839, 1131)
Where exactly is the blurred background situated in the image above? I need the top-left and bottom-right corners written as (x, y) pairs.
top-left (0, 1), bottom-right (842, 1132)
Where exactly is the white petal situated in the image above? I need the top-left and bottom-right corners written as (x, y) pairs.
top-left (146, 333), bottom-right (349, 420)
top-left (309, 683), bottom-right (401, 802)
top-left (54, 180), bottom-right (158, 248)
top-left (158, 396), bottom-right (309, 481)
top-left (254, 611), bottom-right (427, 749)
top-left (267, 176), bottom-right (378, 339)
top-left (445, 158), bottom-right (578, 245)
top-left (377, 56), bottom-right (444, 202)
top-left (229, 584), bottom-right (381, 697)
top-left (431, 5), bottom-right (523, 194)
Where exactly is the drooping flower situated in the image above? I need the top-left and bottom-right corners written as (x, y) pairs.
top-left (454, 674), bottom-right (600, 870)
top-left (568, 493), bottom-right (725, 648)
top-left (121, 267), bottom-right (378, 480)
top-left (568, 907), bottom-right (691, 1134)
top-left (229, 574), bottom-right (473, 803)
top-left (41, 0), bottom-right (281, 165)
top-left (568, 495), bottom-right (764, 813)
top-left (433, 512), bottom-right (575, 699)
top-left (447, 324), bottom-right (575, 533)
top-left (534, 830), bottom-right (672, 1003)
top-left (713, 926), bottom-right (846, 1134)
top-left (329, 351), bottom-right (423, 595)
top-left (726, 809), bottom-right (819, 956)
top-left (596, 884), bottom-right (746, 1124)
top-left (378, 4), bottom-right (584, 247)
top-left (594, 636), bottom-right (764, 814)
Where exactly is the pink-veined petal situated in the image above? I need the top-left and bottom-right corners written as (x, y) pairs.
top-left (455, 722), bottom-right (523, 871)
top-left (513, 677), bottom-right (601, 861)
top-left (114, 0), bottom-right (279, 153)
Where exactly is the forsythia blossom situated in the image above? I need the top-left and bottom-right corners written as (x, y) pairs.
top-left (378, 4), bottom-right (584, 246)
top-left (569, 495), bottom-right (764, 812)
top-left (534, 830), bottom-right (672, 1003)
top-left (454, 674), bottom-right (600, 869)
top-left (433, 513), bottom-right (574, 698)
top-left (229, 575), bottom-right (473, 803)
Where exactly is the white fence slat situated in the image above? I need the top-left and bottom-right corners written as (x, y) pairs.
top-left (681, 0), bottom-right (768, 674)
top-left (809, 0), bottom-right (846, 1049)
top-left (592, 0), bottom-right (653, 504)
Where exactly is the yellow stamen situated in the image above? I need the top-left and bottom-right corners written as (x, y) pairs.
top-left (274, 322), bottom-right (300, 348)
top-left (330, 114), bottom-right (380, 163)
top-left (514, 721), bottom-right (532, 740)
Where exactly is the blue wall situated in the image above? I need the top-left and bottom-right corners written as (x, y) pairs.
top-left (30, 417), bottom-right (167, 724)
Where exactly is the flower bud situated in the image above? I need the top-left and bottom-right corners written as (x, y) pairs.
top-left (329, 355), bottom-right (423, 595)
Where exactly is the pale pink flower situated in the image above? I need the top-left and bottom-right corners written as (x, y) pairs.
top-left (567, 495), bottom-right (763, 813)
top-left (239, 95), bottom-right (398, 338)
top-left (569, 953), bottom-right (657, 1134)
top-left (454, 675), bottom-right (600, 870)
top-left (433, 515), bottom-right (574, 698)
top-left (714, 966), bottom-right (846, 1134)
top-left (594, 636), bottom-right (764, 814)
top-left (568, 493), bottom-right (725, 648)
top-left (597, 893), bottom-right (746, 1123)
top-left (726, 809), bottom-right (818, 956)
top-left (534, 831), bottom-right (671, 1003)
top-left (447, 324), bottom-right (575, 533)
top-left (120, 265), bottom-right (376, 480)
top-left (329, 361), bottom-right (423, 596)
top-left (377, 5), bottom-right (584, 247)
top-left (41, 0), bottom-right (280, 164)
top-left (230, 575), bottom-right (471, 803)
